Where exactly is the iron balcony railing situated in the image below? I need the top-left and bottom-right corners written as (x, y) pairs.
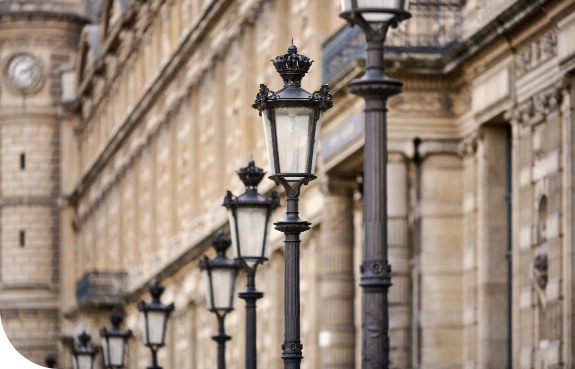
top-left (323, 0), bottom-right (463, 82)
top-left (76, 271), bottom-right (128, 304)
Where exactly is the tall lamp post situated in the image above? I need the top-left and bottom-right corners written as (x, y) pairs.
top-left (100, 309), bottom-right (133, 368)
top-left (223, 159), bottom-right (280, 369)
top-left (339, 2), bottom-right (411, 368)
top-left (70, 331), bottom-right (98, 369)
top-left (198, 230), bottom-right (240, 369)
top-left (252, 43), bottom-right (333, 369)
top-left (137, 280), bottom-right (174, 369)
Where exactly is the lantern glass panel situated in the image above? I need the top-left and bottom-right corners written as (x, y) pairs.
top-left (340, 0), bottom-right (352, 12)
top-left (236, 207), bottom-right (268, 259)
top-left (227, 210), bottom-right (239, 259)
top-left (263, 107), bottom-right (317, 177)
top-left (210, 268), bottom-right (236, 310)
top-left (73, 355), bottom-right (93, 369)
top-left (102, 342), bottom-right (108, 367)
top-left (140, 310), bottom-right (166, 346)
top-left (104, 336), bottom-right (125, 367)
top-left (202, 270), bottom-right (214, 310)
top-left (262, 110), bottom-right (277, 175)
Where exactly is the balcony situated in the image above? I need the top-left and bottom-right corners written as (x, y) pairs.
top-left (323, 0), bottom-right (463, 83)
top-left (76, 271), bottom-right (127, 305)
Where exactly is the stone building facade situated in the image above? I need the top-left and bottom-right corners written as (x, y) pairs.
top-left (1, 0), bottom-right (575, 368)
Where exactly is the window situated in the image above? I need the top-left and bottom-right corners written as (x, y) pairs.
top-left (20, 153), bottom-right (25, 169)
top-left (19, 231), bottom-right (26, 247)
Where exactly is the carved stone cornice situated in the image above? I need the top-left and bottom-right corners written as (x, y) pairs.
top-left (511, 79), bottom-right (571, 127)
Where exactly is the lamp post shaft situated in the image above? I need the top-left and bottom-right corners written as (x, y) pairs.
top-left (212, 315), bottom-right (232, 369)
top-left (275, 192), bottom-right (310, 369)
top-left (238, 268), bottom-right (264, 369)
top-left (147, 348), bottom-right (162, 369)
top-left (348, 31), bottom-right (402, 369)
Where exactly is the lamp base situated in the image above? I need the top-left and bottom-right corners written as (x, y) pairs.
top-left (147, 365), bottom-right (162, 369)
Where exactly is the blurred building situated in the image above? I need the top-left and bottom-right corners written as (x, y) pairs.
top-left (0, 0), bottom-right (574, 368)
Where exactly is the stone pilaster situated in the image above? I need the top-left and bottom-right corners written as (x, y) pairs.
top-left (318, 176), bottom-right (356, 368)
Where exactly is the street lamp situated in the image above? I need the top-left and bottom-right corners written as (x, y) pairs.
top-left (100, 309), bottom-right (133, 368)
top-left (223, 160), bottom-right (280, 369)
top-left (198, 230), bottom-right (240, 369)
top-left (252, 42), bottom-right (333, 368)
top-left (44, 354), bottom-right (57, 368)
top-left (70, 331), bottom-right (97, 369)
top-left (339, 2), bottom-right (411, 368)
top-left (340, 0), bottom-right (410, 23)
top-left (137, 280), bottom-right (174, 369)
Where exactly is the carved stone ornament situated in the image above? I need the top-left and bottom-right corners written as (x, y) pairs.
top-left (513, 81), bottom-right (570, 127)
top-left (515, 29), bottom-right (557, 77)
top-left (2, 52), bottom-right (45, 96)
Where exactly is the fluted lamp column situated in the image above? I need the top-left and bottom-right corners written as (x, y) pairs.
top-left (137, 280), bottom-right (175, 369)
top-left (223, 160), bottom-right (280, 369)
top-left (252, 42), bottom-right (333, 369)
top-left (100, 309), bottom-right (133, 368)
top-left (199, 231), bottom-right (240, 369)
top-left (70, 331), bottom-right (98, 369)
top-left (339, 2), bottom-right (411, 368)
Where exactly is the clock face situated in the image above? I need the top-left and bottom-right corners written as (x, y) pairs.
top-left (7, 55), bottom-right (38, 89)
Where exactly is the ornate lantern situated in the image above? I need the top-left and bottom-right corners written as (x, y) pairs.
top-left (223, 160), bottom-right (280, 268)
top-left (198, 231), bottom-right (240, 312)
top-left (137, 280), bottom-right (174, 348)
top-left (100, 309), bottom-right (132, 368)
top-left (70, 331), bottom-right (97, 369)
top-left (252, 43), bottom-right (333, 183)
top-left (340, 0), bottom-right (411, 24)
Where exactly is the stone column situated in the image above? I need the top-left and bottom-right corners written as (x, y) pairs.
top-left (318, 176), bottom-right (356, 368)
top-left (386, 153), bottom-right (411, 369)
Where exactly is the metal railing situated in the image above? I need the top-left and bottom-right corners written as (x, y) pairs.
top-left (76, 271), bottom-right (128, 304)
top-left (323, 0), bottom-right (463, 82)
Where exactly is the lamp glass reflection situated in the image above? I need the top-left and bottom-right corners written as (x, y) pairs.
top-left (140, 311), bottom-right (166, 346)
top-left (103, 336), bottom-right (125, 367)
top-left (263, 107), bottom-right (319, 178)
top-left (73, 355), bottom-right (93, 369)
top-left (236, 207), bottom-right (268, 259)
top-left (203, 268), bottom-right (236, 310)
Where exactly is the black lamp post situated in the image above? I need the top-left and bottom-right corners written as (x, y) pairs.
top-left (198, 231), bottom-right (240, 369)
top-left (70, 331), bottom-right (98, 369)
top-left (137, 280), bottom-right (174, 369)
top-left (339, 3), bottom-right (410, 368)
top-left (223, 160), bottom-right (280, 369)
top-left (100, 309), bottom-right (133, 368)
top-left (44, 354), bottom-right (57, 368)
top-left (252, 42), bottom-right (333, 369)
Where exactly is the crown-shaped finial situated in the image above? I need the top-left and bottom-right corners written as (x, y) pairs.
top-left (211, 230), bottom-right (232, 255)
top-left (108, 309), bottom-right (124, 329)
top-left (237, 160), bottom-right (265, 191)
top-left (148, 279), bottom-right (165, 303)
top-left (271, 42), bottom-right (313, 87)
top-left (78, 331), bottom-right (91, 347)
